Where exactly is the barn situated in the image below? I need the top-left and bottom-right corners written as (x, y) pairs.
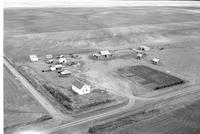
top-left (93, 50), bottom-right (112, 60)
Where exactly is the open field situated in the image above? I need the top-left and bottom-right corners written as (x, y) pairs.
top-left (86, 100), bottom-right (200, 134)
top-left (4, 7), bottom-right (200, 62)
top-left (112, 100), bottom-right (200, 134)
top-left (4, 66), bottom-right (49, 131)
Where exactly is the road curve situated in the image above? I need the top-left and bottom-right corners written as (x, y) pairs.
top-left (3, 58), bottom-right (64, 120)
top-left (4, 57), bottom-right (200, 134)
top-left (43, 84), bottom-right (200, 134)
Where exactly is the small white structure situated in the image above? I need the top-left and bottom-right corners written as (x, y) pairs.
top-left (59, 58), bottom-right (67, 64)
top-left (29, 55), bottom-right (39, 62)
top-left (58, 70), bottom-right (71, 77)
top-left (139, 45), bottom-right (150, 51)
top-left (56, 55), bottom-right (64, 58)
top-left (55, 64), bottom-right (63, 69)
top-left (72, 80), bottom-right (91, 95)
top-left (132, 48), bottom-right (143, 54)
top-left (45, 54), bottom-right (53, 59)
top-left (100, 50), bottom-right (111, 56)
top-left (136, 53), bottom-right (143, 59)
top-left (93, 50), bottom-right (112, 60)
top-left (152, 58), bottom-right (160, 65)
top-left (50, 64), bottom-right (62, 71)
top-left (46, 59), bottom-right (53, 64)
top-left (49, 66), bottom-right (56, 71)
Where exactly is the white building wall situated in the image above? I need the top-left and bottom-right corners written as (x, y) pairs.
top-left (72, 85), bottom-right (91, 95)
top-left (82, 85), bottom-right (91, 94)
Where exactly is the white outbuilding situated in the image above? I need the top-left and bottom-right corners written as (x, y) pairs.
top-left (93, 50), bottom-right (112, 60)
top-left (59, 58), bottom-right (67, 64)
top-left (139, 45), bottom-right (150, 51)
top-left (49, 64), bottom-right (62, 71)
top-left (29, 55), bottom-right (39, 62)
top-left (72, 80), bottom-right (91, 95)
top-left (136, 53), bottom-right (143, 59)
top-left (58, 70), bottom-right (71, 77)
top-left (49, 66), bottom-right (56, 71)
top-left (152, 58), bottom-right (160, 65)
top-left (45, 54), bottom-right (53, 59)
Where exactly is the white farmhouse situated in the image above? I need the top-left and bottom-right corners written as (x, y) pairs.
top-left (72, 80), bottom-right (91, 95)
top-left (29, 54), bottom-right (38, 62)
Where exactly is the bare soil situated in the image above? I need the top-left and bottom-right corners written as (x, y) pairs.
top-left (117, 65), bottom-right (184, 90)
top-left (17, 61), bottom-right (127, 115)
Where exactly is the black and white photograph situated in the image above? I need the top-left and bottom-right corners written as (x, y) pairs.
top-left (2, 0), bottom-right (200, 134)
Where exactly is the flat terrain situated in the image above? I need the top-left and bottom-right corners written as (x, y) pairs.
top-left (113, 100), bottom-right (200, 134)
top-left (4, 66), bottom-right (48, 130)
top-left (4, 7), bottom-right (200, 62)
top-left (4, 6), bottom-right (200, 134)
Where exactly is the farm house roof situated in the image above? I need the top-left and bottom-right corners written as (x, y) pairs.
top-left (29, 54), bottom-right (38, 58)
top-left (45, 54), bottom-right (53, 59)
top-left (152, 58), bottom-right (160, 62)
top-left (29, 54), bottom-right (38, 61)
top-left (100, 50), bottom-right (111, 55)
top-left (60, 70), bottom-right (71, 75)
top-left (72, 80), bottom-right (85, 89)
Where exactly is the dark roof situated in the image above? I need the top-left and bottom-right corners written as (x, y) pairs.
top-left (72, 80), bottom-right (85, 89)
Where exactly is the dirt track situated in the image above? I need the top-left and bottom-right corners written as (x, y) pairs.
top-left (3, 58), bottom-right (68, 120)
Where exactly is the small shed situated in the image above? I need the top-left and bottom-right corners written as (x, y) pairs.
top-left (45, 54), bottom-right (53, 59)
top-left (58, 70), bottom-right (71, 77)
top-left (56, 55), bottom-right (64, 59)
top-left (72, 80), bottom-right (91, 95)
top-left (49, 66), bottom-right (56, 71)
top-left (29, 55), bottom-right (39, 62)
top-left (55, 64), bottom-right (63, 69)
top-left (139, 45), bottom-right (150, 51)
top-left (93, 50), bottom-right (112, 60)
top-left (46, 59), bottom-right (53, 64)
top-left (152, 58), bottom-right (160, 65)
top-left (136, 53), bottom-right (143, 59)
top-left (59, 58), bottom-right (67, 64)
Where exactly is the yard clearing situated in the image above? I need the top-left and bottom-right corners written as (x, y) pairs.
top-left (16, 59), bottom-right (127, 116)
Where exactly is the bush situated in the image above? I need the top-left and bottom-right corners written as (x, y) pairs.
top-left (80, 99), bottom-right (113, 109)
top-left (43, 84), bottom-right (73, 111)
